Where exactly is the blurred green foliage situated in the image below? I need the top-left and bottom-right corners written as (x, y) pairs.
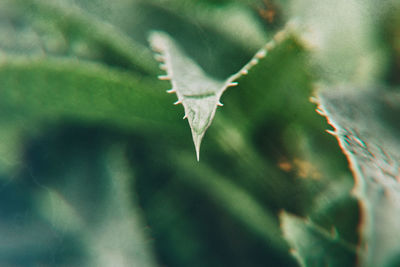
top-left (0, 0), bottom-right (399, 266)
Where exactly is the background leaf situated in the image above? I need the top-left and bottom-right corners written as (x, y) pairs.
top-left (280, 211), bottom-right (356, 267)
top-left (1, 0), bottom-right (399, 266)
top-left (0, 128), bottom-right (157, 266)
top-left (0, 56), bottom-right (187, 172)
top-left (317, 86), bottom-right (400, 266)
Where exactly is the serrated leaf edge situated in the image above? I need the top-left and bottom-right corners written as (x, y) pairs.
top-left (149, 24), bottom-right (293, 160)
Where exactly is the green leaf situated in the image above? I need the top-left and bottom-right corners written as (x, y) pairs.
top-left (37, 146), bottom-right (157, 266)
top-left (317, 86), bottom-right (400, 266)
top-left (3, 0), bottom-right (158, 75)
top-left (0, 128), bottom-right (157, 266)
top-left (0, 56), bottom-right (187, 172)
top-left (0, 56), bottom-right (183, 129)
top-left (280, 212), bottom-right (356, 267)
top-left (149, 27), bottom-right (290, 160)
top-left (143, 0), bottom-right (269, 51)
top-left (173, 153), bottom-right (289, 254)
top-left (288, 0), bottom-right (385, 85)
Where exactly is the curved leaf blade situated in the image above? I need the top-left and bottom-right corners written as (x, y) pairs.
top-left (0, 56), bottom-right (188, 172)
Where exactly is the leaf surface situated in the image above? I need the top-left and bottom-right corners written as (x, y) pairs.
top-left (2, 0), bottom-right (158, 75)
top-left (317, 86), bottom-right (400, 266)
top-left (0, 56), bottom-right (186, 172)
top-left (280, 212), bottom-right (356, 267)
top-left (0, 131), bottom-right (157, 266)
top-left (149, 28), bottom-right (289, 160)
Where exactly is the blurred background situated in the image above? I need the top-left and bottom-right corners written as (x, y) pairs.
top-left (0, 0), bottom-right (399, 266)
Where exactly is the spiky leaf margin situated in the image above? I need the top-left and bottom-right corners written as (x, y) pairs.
top-left (315, 86), bottom-right (400, 267)
top-left (149, 27), bottom-right (291, 160)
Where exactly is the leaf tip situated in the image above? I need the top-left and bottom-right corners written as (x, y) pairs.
top-left (315, 108), bottom-right (326, 116)
top-left (159, 63), bottom-right (167, 70)
top-left (255, 50), bottom-right (267, 59)
top-left (173, 99), bottom-right (182, 105)
top-left (158, 75), bottom-right (170, 80)
top-left (325, 129), bottom-right (336, 136)
top-left (192, 133), bottom-right (204, 162)
top-left (227, 82), bottom-right (238, 87)
top-left (240, 69), bottom-right (249, 75)
top-left (196, 148), bottom-right (200, 162)
top-left (154, 54), bottom-right (165, 62)
top-left (249, 59), bottom-right (259, 66)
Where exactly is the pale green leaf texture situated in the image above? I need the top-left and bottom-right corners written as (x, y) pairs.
top-left (289, 0), bottom-right (384, 85)
top-left (280, 212), bottom-right (356, 267)
top-left (149, 32), bottom-right (225, 160)
top-left (317, 87), bottom-right (400, 267)
top-left (149, 28), bottom-right (289, 160)
top-left (149, 32), bottom-right (234, 160)
top-left (2, 0), bottom-right (158, 75)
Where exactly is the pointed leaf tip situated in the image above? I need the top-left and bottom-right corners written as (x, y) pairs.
top-left (196, 149), bottom-right (200, 162)
top-left (192, 132), bottom-right (204, 162)
top-left (149, 28), bottom-right (289, 160)
top-left (158, 75), bottom-right (170, 80)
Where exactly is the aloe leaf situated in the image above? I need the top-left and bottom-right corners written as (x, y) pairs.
top-left (280, 212), bottom-right (356, 267)
top-left (38, 148), bottom-right (157, 267)
top-left (173, 153), bottom-right (289, 254)
top-left (142, 0), bottom-right (269, 51)
top-left (4, 0), bottom-right (158, 75)
top-left (316, 86), bottom-right (400, 266)
top-left (85, 147), bottom-right (158, 267)
top-left (0, 56), bottom-right (186, 173)
top-left (289, 0), bottom-right (385, 85)
top-left (128, 0), bottom-right (274, 83)
top-left (0, 56), bottom-right (183, 129)
top-left (149, 31), bottom-right (226, 161)
top-left (4, 130), bottom-right (157, 266)
top-left (149, 27), bottom-right (290, 160)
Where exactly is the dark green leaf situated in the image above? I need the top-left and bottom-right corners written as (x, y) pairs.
top-left (280, 212), bottom-right (356, 267)
top-left (0, 56), bottom-right (186, 171)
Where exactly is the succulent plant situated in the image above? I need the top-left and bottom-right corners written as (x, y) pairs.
top-left (0, 0), bottom-right (399, 266)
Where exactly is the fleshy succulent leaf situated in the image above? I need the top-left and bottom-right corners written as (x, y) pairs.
top-left (149, 31), bottom-right (225, 160)
top-left (316, 86), bottom-right (400, 267)
top-left (280, 211), bottom-right (357, 267)
top-left (149, 26), bottom-right (290, 160)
